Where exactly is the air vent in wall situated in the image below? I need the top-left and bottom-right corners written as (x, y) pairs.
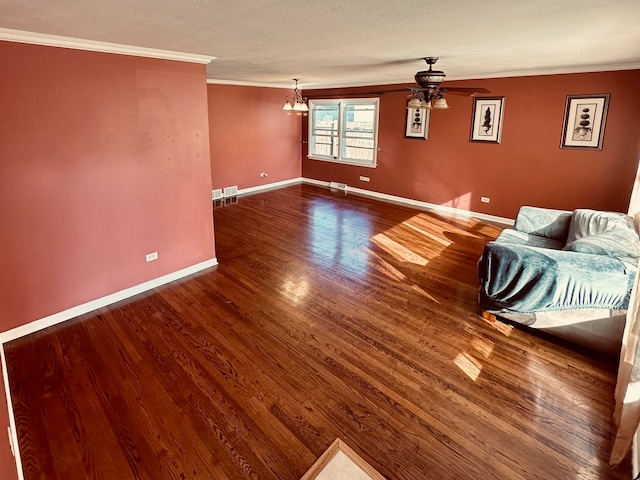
top-left (329, 181), bottom-right (348, 191)
top-left (223, 185), bottom-right (238, 197)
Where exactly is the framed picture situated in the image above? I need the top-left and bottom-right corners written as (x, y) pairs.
top-left (470, 97), bottom-right (505, 143)
top-left (405, 107), bottom-right (429, 139)
top-left (560, 94), bottom-right (610, 150)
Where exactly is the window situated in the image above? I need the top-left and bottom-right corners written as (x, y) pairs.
top-left (308, 98), bottom-right (380, 167)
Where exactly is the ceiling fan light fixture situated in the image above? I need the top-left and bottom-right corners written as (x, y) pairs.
top-left (415, 71), bottom-right (446, 88)
top-left (407, 97), bottom-right (422, 109)
top-left (432, 97), bottom-right (449, 110)
top-left (283, 101), bottom-right (293, 111)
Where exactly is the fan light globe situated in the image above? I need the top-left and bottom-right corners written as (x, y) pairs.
top-left (433, 97), bottom-right (449, 110)
top-left (293, 102), bottom-right (308, 112)
top-left (407, 98), bottom-right (422, 109)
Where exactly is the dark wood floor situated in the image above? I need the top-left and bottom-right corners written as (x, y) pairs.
top-left (5, 184), bottom-right (630, 479)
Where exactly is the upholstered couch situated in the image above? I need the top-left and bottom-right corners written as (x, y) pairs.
top-left (478, 206), bottom-right (640, 355)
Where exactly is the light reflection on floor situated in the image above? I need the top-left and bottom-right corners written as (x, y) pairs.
top-left (281, 276), bottom-right (309, 305)
top-left (308, 200), bottom-right (371, 277)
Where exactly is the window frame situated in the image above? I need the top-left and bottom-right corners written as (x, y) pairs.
top-left (307, 98), bottom-right (380, 168)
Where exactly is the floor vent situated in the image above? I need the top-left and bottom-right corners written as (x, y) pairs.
top-left (223, 185), bottom-right (239, 197)
top-left (329, 181), bottom-right (348, 191)
top-left (212, 189), bottom-right (223, 200)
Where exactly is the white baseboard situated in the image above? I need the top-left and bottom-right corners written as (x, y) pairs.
top-left (212, 177), bottom-right (302, 199)
top-left (634, 430), bottom-right (639, 478)
top-left (302, 178), bottom-right (330, 188)
top-left (300, 178), bottom-right (514, 225)
top-left (0, 258), bottom-right (218, 345)
top-left (1, 348), bottom-right (23, 480)
top-left (225, 176), bottom-right (514, 225)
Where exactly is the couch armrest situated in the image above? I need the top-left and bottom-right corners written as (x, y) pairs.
top-left (478, 242), bottom-right (635, 313)
top-left (513, 206), bottom-right (572, 241)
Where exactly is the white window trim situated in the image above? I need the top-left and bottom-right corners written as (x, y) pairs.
top-left (307, 98), bottom-right (380, 167)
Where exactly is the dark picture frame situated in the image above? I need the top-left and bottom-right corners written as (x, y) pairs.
top-left (560, 94), bottom-right (610, 150)
top-left (405, 107), bottom-right (429, 139)
top-left (470, 97), bottom-right (505, 143)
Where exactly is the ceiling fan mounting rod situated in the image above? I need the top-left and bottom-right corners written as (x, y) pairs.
top-left (422, 57), bottom-right (439, 68)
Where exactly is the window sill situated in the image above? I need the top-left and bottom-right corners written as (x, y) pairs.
top-left (307, 156), bottom-right (377, 169)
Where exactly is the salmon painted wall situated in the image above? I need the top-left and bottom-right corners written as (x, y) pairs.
top-left (0, 40), bottom-right (216, 479)
top-left (302, 70), bottom-right (640, 219)
top-left (207, 84), bottom-right (301, 190)
top-left (0, 41), bottom-right (215, 331)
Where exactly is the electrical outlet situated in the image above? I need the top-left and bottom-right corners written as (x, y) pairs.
top-left (481, 197), bottom-right (490, 203)
top-left (146, 251), bottom-right (159, 262)
top-left (359, 176), bottom-right (370, 182)
top-left (260, 172), bottom-right (268, 178)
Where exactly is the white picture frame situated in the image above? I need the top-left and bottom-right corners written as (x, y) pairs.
top-left (405, 107), bottom-right (429, 139)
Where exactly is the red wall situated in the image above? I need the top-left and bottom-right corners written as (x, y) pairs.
top-left (303, 70), bottom-right (640, 219)
top-left (207, 84), bottom-right (302, 190)
top-left (0, 41), bottom-right (216, 478)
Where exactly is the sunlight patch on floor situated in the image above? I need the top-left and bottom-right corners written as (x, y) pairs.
top-left (454, 352), bottom-right (482, 381)
top-left (281, 276), bottom-right (309, 305)
top-left (471, 337), bottom-right (494, 358)
top-left (367, 248), bottom-right (407, 281)
top-left (402, 220), bottom-right (452, 247)
top-left (410, 284), bottom-right (440, 303)
top-left (372, 233), bottom-right (428, 266)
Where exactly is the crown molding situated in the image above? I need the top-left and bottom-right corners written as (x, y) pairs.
top-left (284, 63), bottom-right (640, 90)
top-left (0, 28), bottom-right (215, 64)
top-left (446, 62), bottom-right (640, 82)
top-left (206, 79), bottom-right (293, 89)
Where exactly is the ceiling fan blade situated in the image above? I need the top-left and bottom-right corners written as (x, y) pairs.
top-left (368, 88), bottom-right (412, 95)
top-left (444, 87), bottom-right (491, 96)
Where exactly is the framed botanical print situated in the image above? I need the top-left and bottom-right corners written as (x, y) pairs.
top-left (560, 94), bottom-right (610, 150)
top-left (470, 97), bottom-right (505, 143)
top-left (405, 107), bottom-right (429, 139)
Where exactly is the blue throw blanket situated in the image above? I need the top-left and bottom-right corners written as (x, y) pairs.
top-left (478, 242), bottom-right (636, 313)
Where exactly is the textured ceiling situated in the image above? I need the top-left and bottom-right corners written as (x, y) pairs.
top-left (1, 0), bottom-right (639, 88)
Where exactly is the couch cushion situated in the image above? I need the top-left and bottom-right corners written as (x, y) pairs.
top-left (564, 229), bottom-right (640, 259)
top-left (563, 209), bottom-right (640, 260)
top-left (497, 229), bottom-right (565, 250)
top-left (566, 209), bottom-right (635, 243)
top-left (514, 206), bottom-right (572, 240)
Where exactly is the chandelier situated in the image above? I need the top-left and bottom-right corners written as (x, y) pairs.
top-left (282, 78), bottom-right (308, 112)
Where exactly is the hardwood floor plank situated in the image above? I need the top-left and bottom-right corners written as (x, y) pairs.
top-left (4, 184), bottom-right (630, 479)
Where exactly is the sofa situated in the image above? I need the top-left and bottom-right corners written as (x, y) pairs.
top-left (478, 206), bottom-right (640, 355)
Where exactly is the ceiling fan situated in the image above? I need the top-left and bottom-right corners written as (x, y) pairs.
top-left (380, 57), bottom-right (490, 109)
